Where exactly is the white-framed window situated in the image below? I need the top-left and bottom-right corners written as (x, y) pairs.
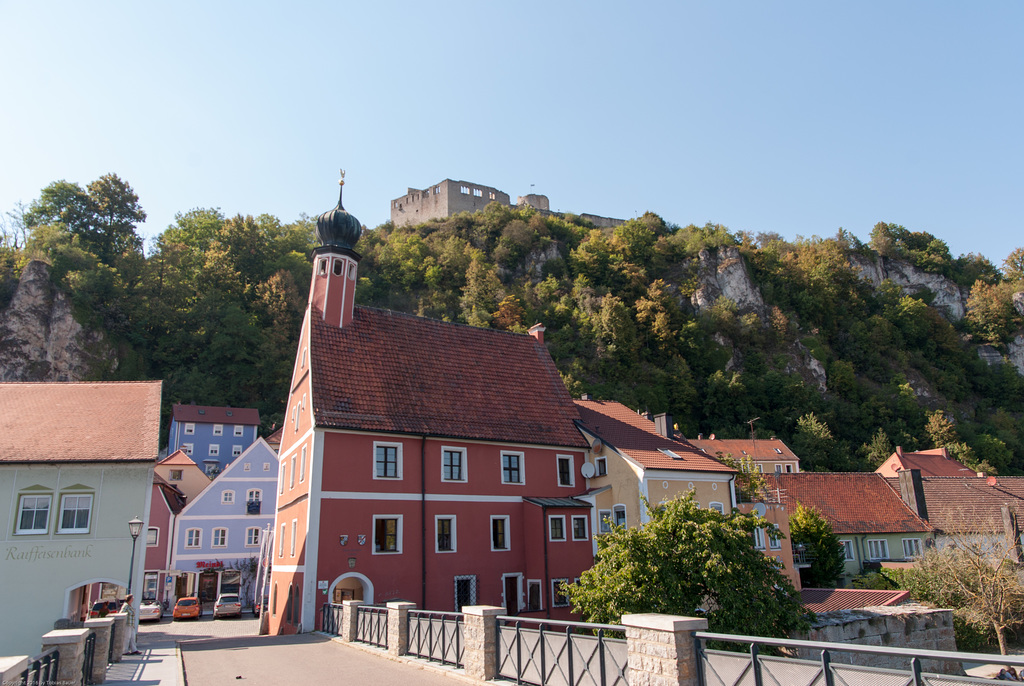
top-left (768, 529), bottom-right (782, 550)
top-left (374, 442), bottom-right (403, 480)
top-left (279, 523), bottom-right (286, 558)
top-left (572, 515), bottom-right (588, 541)
top-left (435, 515), bottom-right (456, 553)
top-left (613, 504), bottom-right (626, 527)
top-left (57, 494), bottom-right (92, 534)
top-left (709, 501), bottom-right (725, 514)
top-left (596, 457), bottom-right (607, 476)
top-left (263, 462), bottom-right (270, 472)
top-left (527, 580), bottom-right (543, 611)
top-left (373, 515), bottom-right (402, 554)
top-left (234, 445), bottom-right (244, 458)
top-left (442, 447), bottom-right (467, 482)
top-left (209, 444), bottom-right (219, 457)
top-left (867, 539), bottom-right (889, 561)
top-left (222, 490), bottom-right (234, 504)
top-left (186, 528), bottom-right (201, 548)
top-left (213, 424), bottom-right (223, 436)
top-left (300, 446), bottom-right (307, 483)
top-left (246, 527), bottom-right (260, 547)
top-left (247, 488), bottom-right (262, 503)
top-left (501, 452), bottom-right (524, 484)
top-left (840, 539), bottom-right (854, 560)
top-left (785, 464), bottom-right (794, 473)
top-left (182, 443), bottom-right (194, 456)
top-left (146, 527), bottom-right (159, 547)
top-left (902, 538), bottom-right (923, 559)
top-left (169, 469), bottom-right (183, 481)
top-left (279, 464), bottom-right (285, 495)
top-left (491, 515), bottom-right (510, 551)
top-left (289, 455), bottom-right (296, 489)
top-left (598, 510), bottom-right (612, 534)
top-left (775, 464), bottom-right (782, 473)
top-left (548, 515), bottom-right (566, 541)
top-left (756, 464), bottom-right (764, 473)
top-left (753, 527), bottom-right (766, 550)
top-left (556, 455), bottom-right (574, 487)
top-left (16, 494), bottom-right (51, 534)
top-left (234, 425), bottom-right (244, 437)
top-left (290, 519), bottom-right (297, 557)
top-left (184, 423), bottom-right (195, 435)
top-left (212, 528), bottom-right (227, 547)
top-left (551, 578), bottom-right (570, 607)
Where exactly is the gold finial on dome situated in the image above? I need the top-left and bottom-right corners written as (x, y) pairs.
top-left (339, 169), bottom-right (346, 186)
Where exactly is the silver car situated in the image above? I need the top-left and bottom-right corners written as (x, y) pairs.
top-left (213, 593), bottom-right (241, 618)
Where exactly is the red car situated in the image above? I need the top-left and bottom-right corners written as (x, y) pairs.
top-left (89, 600), bottom-right (121, 618)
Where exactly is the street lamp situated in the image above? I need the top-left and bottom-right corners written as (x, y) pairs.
top-left (127, 517), bottom-right (144, 595)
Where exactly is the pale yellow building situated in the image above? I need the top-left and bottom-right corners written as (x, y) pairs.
top-left (154, 449), bottom-right (210, 503)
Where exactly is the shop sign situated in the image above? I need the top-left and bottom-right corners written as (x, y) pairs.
top-left (196, 561), bottom-right (224, 569)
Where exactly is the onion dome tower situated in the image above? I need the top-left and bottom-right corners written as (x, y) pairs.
top-left (309, 171), bottom-right (363, 328)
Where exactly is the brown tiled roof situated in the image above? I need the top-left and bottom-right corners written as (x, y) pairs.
top-left (309, 308), bottom-right (587, 448)
top-left (801, 588), bottom-right (910, 613)
top-left (885, 475), bottom-right (1024, 534)
top-left (0, 381), bottom-right (162, 463)
top-left (157, 449), bottom-right (195, 466)
top-left (154, 474), bottom-right (187, 514)
top-left (875, 448), bottom-right (976, 478)
top-left (264, 427), bottom-right (283, 446)
top-left (688, 436), bottom-right (800, 464)
top-left (171, 403), bottom-right (260, 425)
top-left (574, 400), bottom-right (735, 472)
top-left (764, 473), bottom-right (933, 534)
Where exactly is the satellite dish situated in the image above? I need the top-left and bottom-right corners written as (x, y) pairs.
top-left (590, 439), bottom-right (603, 455)
top-left (753, 503), bottom-right (767, 517)
top-left (581, 463), bottom-right (596, 479)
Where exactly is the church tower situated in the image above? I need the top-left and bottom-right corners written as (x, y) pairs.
top-left (309, 171), bottom-right (363, 328)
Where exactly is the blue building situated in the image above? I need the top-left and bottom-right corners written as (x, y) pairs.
top-left (168, 403), bottom-right (261, 475)
top-left (169, 438), bottom-right (279, 607)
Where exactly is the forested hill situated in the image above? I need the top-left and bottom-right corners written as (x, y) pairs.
top-left (2, 175), bottom-right (1024, 471)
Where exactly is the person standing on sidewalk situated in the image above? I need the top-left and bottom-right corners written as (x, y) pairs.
top-left (125, 593), bottom-right (141, 655)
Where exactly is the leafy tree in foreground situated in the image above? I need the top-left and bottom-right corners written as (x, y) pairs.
top-left (566, 494), bottom-right (808, 637)
top-left (789, 503), bottom-right (845, 588)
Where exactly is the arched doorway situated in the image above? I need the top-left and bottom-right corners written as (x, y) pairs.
top-left (328, 572), bottom-right (373, 605)
top-left (63, 577), bottom-right (127, 622)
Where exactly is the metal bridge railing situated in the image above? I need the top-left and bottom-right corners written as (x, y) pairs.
top-left (407, 609), bottom-right (464, 667)
top-left (496, 616), bottom-right (628, 686)
top-left (355, 606), bottom-right (388, 649)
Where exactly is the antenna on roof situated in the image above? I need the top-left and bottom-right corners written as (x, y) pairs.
top-left (748, 417), bottom-right (760, 457)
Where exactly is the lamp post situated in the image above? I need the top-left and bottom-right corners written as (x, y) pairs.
top-left (127, 517), bottom-right (144, 595)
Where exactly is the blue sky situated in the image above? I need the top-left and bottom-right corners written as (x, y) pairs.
top-left (2, 1), bottom-right (1021, 267)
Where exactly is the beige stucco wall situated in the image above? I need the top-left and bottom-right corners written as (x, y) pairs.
top-left (0, 462), bottom-right (153, 656)
top-left (836, 531), bottom-right (934, 583)
top-left (155, 461), bottom-right (210, 503)
top-left (736, 501), bottom-right (800, 590)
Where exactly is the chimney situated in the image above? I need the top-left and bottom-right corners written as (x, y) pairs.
top-left (897, 469), bottom-right (928, 520)
top-left (1003, 505), bottom-right (1022, 564)
top-left (580, 393), bottom-right (592, 401)
top-left (528, 323), bottom-right (545, 343)
top-left (654, 413), bottom-right (674, 440)
top-left (697, 434), bottom-right (704, 440)
top-left (896, 445), bottom-right (903, 457)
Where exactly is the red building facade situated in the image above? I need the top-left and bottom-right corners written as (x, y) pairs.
top-left (268, 181), bottom-right (594, 634)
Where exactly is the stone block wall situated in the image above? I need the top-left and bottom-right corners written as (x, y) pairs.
top-left (794, 605), bottom-right (959, 674)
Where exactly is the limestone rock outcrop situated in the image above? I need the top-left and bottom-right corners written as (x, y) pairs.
top-left (690, 246), bottom-right (765, 316)
top-left (0, 260), bottom-right (115, 381)
top-left (849, 254), bottom-right (968, 321)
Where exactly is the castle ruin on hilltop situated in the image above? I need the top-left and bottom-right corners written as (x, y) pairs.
top-left (390, 178), bottom-right (623, 229)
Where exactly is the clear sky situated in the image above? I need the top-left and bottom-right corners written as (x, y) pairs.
top-left (2, 1), bottom-right (1021, 266)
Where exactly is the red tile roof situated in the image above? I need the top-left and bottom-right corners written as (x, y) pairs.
top-left (875, 448), bottom-right (976, 478)
top-left (309, 308), bottom-right (587, 448)
top-left (764, 473), bottom-right (933, 534)
top-left (688, 436), bottom-right (800, 464)
top-left (801, 588), bottom-right (910, 613)
top-left (0, 381), bottom-right (162, 463)
top-left (884, 475), bottom-right (1024, 534)
top-left (157, 449), bottom-right (195, 466)
top-left (171, 403), bottom-right (260, 425)
top-left (574, 400), bottom-right (735, 472)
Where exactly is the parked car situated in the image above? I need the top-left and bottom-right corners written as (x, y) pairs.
top-left (89, 600), bottom-right (121, 618)
top-left (253, 596), bottom-right (268, 617)
top-left (172, 596), bottom-right (201, 620)
top-left (213, 593), bottom-right (242, 619)
top-left (139, 599), bottom-right (163, 622)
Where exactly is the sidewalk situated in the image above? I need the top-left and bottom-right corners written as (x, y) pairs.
top-left (102, 638), bottom-right (183, 686)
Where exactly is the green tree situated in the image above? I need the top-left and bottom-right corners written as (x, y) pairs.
top-left (792, 413), bottom-right (840, 471)
top-left (789, 504), bottom-right (845, 588)
top-left (1003, 247), bottom-right (1024, 283)
top-left (566, 494), bottom-right (808, 637)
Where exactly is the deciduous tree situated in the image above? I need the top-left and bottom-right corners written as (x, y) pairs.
top-left (789, 504), bottom-right (845, 588)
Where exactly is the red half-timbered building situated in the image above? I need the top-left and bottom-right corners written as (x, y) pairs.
top-left (269, 179), bottom-right (593, 634)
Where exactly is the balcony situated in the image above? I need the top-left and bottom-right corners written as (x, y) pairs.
top-left (246, 500), bottom-right (261, 515)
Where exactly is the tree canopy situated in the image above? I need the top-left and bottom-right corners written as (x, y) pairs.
top-left (789, 504), bottom-right (845, 588)
top-left (566, 494), bottom-right (809, 637)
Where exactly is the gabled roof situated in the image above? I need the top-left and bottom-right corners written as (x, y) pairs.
top-left (574, 400), bottom-right (734, 473)
top-left (175, 439), bottom-right (278, 518)
top-left (158, 449), bottom-right (196, 466)
top-left (875, 447), bottom-right (976, 478)
top-left (171, 403), bottom-right (260, 425)
top-left (308, 308), bottom-right (587, 448)
top-left (884, 475), bottom-right (1024, 534)
top-left (764, 473), bottom-right (933, 535)
top-left (153, 474), bottom-right (187, 514)
top-left (688, 436), bottom-right (800, 463)
top-left (0, 381), bottom-right (162, 463)
top-left (801, 588), bottom-right (910, 613)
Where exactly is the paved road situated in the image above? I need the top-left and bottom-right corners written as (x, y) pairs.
top-left (181, 634), bottom-right (466, 686)
top-left (139, 612), bottom-right (261, 643)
